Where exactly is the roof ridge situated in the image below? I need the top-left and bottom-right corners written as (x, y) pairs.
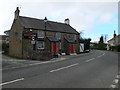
top-left (19, 16), bottom-right (43, 21)
top-left (19, 16), bottom-right (68, 25)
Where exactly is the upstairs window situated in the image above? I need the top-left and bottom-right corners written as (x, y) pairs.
top-left (70, 34), bottom-right (77, 41)
top-left (37, 41), bottom-right (45, 50)
top-left (37, 31), bottom-right (44, 38)
top-left (56, 32), bottom-right (61, 40)
top-left (74, 35), bottom-right (77, 40)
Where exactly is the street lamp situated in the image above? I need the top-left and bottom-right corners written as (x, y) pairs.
top-left (44, 17), bottom-right (47, 50)
top-left (44, 17), bottom-right (47, 31)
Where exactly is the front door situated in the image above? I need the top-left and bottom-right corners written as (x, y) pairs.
top-left (53, 43), bottom-right (57, 55)
top-left (70, 44), bottom-right (74, 53)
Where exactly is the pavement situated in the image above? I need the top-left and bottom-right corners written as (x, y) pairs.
top-left (1, 50), bottom-right (119, 88)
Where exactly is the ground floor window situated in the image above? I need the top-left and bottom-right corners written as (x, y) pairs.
top-left (57, 42), bottom-right (61, 50)
top-left (37, 41), bottom-right (45, 50)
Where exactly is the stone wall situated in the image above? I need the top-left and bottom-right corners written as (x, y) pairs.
top-left (9, 19), bottom-right (23, 58)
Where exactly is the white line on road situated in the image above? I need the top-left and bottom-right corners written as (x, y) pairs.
top-left (110, 84), bottom-right (117, 88)
top-left (97, 53), bottom-right (105, 58)
top-left (98, 55), bottom-right (103, 58)
top-left (85, 58), bottom-right (95, 62)
top-left (113, 79), bottom-right (119, 84)
top-left (50, 63), bottom-right (79, 72)
top-left (0, 78), bottom-right (24, 86)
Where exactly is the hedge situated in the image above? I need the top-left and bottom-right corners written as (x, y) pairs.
top-left (110, 45), bottom-right (120, 52)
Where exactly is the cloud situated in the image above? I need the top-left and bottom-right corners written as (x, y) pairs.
top-left (99, 14), bottom-right (113, 23)
top-left (4, 0), bottom-right (119, 2)
top-left (0, 0), bottom-right (118, 43)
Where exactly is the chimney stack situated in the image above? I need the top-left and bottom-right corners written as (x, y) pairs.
top-left (64, 18), bottom-right (70, 25)
top-left (14, 7), bottom-right (20, 20)
top-left (113, 30), bottom-right (116, 38)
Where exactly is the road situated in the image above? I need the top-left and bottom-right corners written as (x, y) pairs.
top-left (2, 50), bottom-right (119, 88)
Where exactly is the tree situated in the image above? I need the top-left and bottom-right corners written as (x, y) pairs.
top-left (99, 35), bottom-right (104, 44)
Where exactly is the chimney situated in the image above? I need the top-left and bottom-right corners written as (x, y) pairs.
top-left (64, 18), bottom-right (70, 24)
top-left (113, 30), bottom-right (116, 38)
top-left (14, 7), bottom-right (20, 20)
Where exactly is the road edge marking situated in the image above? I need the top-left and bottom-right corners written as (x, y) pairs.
top-left (85, 58), bottom-right (95, 62)
top-left (50, 63), bottom-right (79, 72)
top-left (0, 78), bottom-right (24, 86)
top-left (97, 53), bottom-right (105, 58)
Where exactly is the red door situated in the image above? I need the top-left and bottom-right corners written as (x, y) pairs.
top-left (70, 44), bottom-right (74, 53)
top-left (53, 43), bottom-right (57, 55)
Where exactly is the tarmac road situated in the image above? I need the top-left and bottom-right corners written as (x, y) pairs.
top-left (1, 50), bottom-right (119, 88)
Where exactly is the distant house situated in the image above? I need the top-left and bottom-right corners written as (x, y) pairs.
top-left (108, 35), bottom-right (120, 46)
top-left (4, 30), bottom-right (10, 36)
top-left (0, 35), bottom-right (9, 42)
top-left (9, 7), bottom-right (80, 60)
top-left (107, 31), bottom-right (120, 50)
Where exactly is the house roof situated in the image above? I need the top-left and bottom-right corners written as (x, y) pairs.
top-left (19, 16), bottom-right (79, 34)
top-left (47, 36), bottom-right (59, 42)
top-left (108, 34), bottom-right (120, 42)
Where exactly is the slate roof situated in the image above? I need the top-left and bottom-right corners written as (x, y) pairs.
top-left (108, 35), bottom-right (120, 42)
top-left (19, 16), bottom-right (79, 34)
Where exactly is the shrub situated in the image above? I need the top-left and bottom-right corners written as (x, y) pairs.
top-left (111, 45), bottom-right (120, 52)
top-left (91, 43), bottom-right (107, 50)
top-left (2, 41), bottom-right (9, 54)
top-left (0, 41), bottom-right (2, 51)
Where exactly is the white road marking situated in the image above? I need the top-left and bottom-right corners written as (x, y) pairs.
top-left (97, 53), bottom-right (105, 58)
top-left (0, 78), bottom-right (24, 86)
top-left (110, 84), bottom-right (117, 88)
top-left (116, 75), bottom-right (120, 79)
top-left (109, 74), bottom-right (120, 88)
top-left (2, 51), bottom-right (105, 70)
top-left (85, 58), bottom-right (95, 62)
top-left (98, 55), bottom-right (102, 58)
top-left (119, 72), bottom-right (120, 74)
top-left (103, 53), bottom-right (105, 55)
top-left (28, 58), bottom-right (67, 66)
top-left (2, 59), bottom-right (67, 70)
top-left (113, 79), bottom-right (119, 84)
top-left (50, 63), bottom-right (79, 72)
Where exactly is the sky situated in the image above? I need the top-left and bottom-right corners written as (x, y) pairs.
top-left (0, 0), bottom-right (119, 42)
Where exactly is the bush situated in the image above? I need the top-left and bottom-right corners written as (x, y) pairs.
top-left (110, 45), bottom-right (120, 52)
top-left (118, 45), bottom-right (120, 52)
top-left (91, 43), bottom-right (107, 50)
top-left (0, 41), bottom-right (2, 51)
top-left (2, 41), bottom-right (9, 54)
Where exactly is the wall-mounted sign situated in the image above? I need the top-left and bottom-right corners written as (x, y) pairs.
top-left (23, 33), bottom-right (36, 40)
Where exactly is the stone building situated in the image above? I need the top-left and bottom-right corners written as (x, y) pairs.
top-left (9, 7), bottom-right (80, 60)
top-left (107, 31), bottom-right (120, 50)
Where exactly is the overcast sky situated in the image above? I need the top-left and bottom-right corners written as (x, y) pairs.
top-left (0, 0), bottom-right (119, 42)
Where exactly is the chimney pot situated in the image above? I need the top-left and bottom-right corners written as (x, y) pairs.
top-left (14, 7), bottom-right (20, 20)
top-left (64, 18), bottom-right (70, 24)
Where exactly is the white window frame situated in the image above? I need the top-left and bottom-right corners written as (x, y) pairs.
top-left (56, 32), bottom-right (61, 40)
top-left (59, 42), bottom-right (61, 49)
top-left (74, 35), bottom-right (77, 40)
top-left (37, 31), bottom-right (44, 38)
top-left (37, 41), bottom-right (45, 50)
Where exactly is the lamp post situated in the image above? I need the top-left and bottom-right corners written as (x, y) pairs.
top-left (44, 17), bottom-right (47, 31)
top-left (44, 17), bottom-right (47, 50)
